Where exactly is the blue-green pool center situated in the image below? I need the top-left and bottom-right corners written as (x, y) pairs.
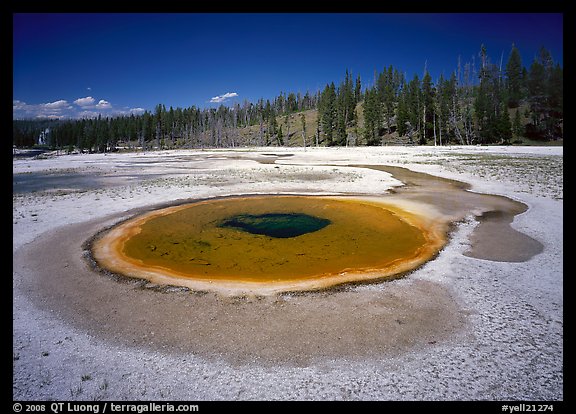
top-left (219, 213), bottom-right (331, 238)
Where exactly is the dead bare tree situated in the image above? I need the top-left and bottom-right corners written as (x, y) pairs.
top-left (285, 115), bottom-right (290, 147)
top-left (300, 113), bottom-right (306, 150)
top-left (259, 114), bottom-right (264, 146)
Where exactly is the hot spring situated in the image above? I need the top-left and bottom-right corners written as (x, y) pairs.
top-left (91, 195), bottom-right (446, 294)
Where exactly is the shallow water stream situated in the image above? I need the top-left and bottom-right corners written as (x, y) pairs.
top-left (360, 165), bottom-right (543, 262)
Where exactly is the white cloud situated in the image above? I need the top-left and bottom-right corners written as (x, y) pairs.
top-left (38, 114), bottom-right (63, 119)
top-left (13, 100), bottom-right (28, 110)
top-left (96, 99), bottom-right (112, 109)
top-left (210, 92), bottom-right (239, 103)
top-left (13, 100), bottom-right (74, 119)
top-left (14, 98), bottom-right (143, 120)
top-left (43, 100), bottom-right (70, 109)
top-left (78, 110), bottom-right (101, 119)
top-left (74, 97), bottom-right (112, 109)
top-left (74, 96), bottom-right (96, 107)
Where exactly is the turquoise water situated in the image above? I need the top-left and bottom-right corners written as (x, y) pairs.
top-left (219, 213), bottom-right (331, 238)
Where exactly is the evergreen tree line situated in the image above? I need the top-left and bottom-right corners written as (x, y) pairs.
top-left (357, 44), bottom-right (563, 145)
top-left (13, 44), bottom-right (562, 151)
top-left (13, 91), bottom-right (320, 151)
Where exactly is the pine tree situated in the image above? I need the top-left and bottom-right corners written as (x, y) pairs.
top-left (406, 75), bottom-right (421, 142)
top-left (284, 115), bottom-right (290, 145)
top-left (421, 70), bottom-right (434, 144)
top-left (548, 63), bottom-right (563, 117)
top-left (363, 88), bottom-right (380, 145)
top-left (354, 75), bottom-right (362, 104)
top-left (475, 45), bottom-right (507, 144)
top-left (377, 65), bottom-right (401, 137)
top-left (498, 105), bottom-right (512, 143)
top-left (525, 47), bottom-right (563, 140)
top-left (287, 92), bottom-right (297, 113)
top-left (527, 59), bottom-right (546, 128)
top-left (505, 43), bottom-right (523, 108)
top-left (277, 124), bottom-right (284, 146)
top-left (315, 114), bottom-right (320, 147)
top-left (435, 74), bottom-right (446, 145)
top-left (335, 104), bottom-right (346, 146)
top-left (513, 109), bottom-right (522, 139)
top-left (342, 69), bottom-right (356, 126)
top-left (319, 82), bottom-right (336, 145)
top-left (268, 108), bottom-right (278, 145)
top-left (154, 104), bottom-right (163, 149)
top-left (396, 91), bottom-right (409, 137)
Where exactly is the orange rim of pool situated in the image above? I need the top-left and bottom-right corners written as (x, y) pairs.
top-left (91, 195), bottom-right (447, 294)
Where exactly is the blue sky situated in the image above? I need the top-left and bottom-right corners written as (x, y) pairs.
top-left (13, 13), bottom-right (563, 119)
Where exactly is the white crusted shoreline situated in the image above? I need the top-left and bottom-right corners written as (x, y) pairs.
top-left (13, 145), bottom-right (563, 401)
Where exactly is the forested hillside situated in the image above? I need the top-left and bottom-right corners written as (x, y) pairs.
top-left (13, 44), bottom-right (562, 151)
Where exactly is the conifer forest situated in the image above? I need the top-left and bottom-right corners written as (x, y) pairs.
top-left (13, 44), bottom-right (563, 152)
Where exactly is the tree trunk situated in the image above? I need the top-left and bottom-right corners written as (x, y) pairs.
top-left (285, 116), bottom-right (290, 147)
top-left (259, 117), bottom-right (264, 146)
top-left (423, 104), bottom-right (427, 143)
top-left (155, 124), bottom-right (160, 150)
top-left (439, 115), bottom-right (443, 146)
top-left (433, 113), bottom-right (437, 146)
top-left (301, 120), bottom-right (306, 150)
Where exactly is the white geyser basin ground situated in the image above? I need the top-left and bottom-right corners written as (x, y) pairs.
top-left (13, 145), bottom-right (562, 400)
